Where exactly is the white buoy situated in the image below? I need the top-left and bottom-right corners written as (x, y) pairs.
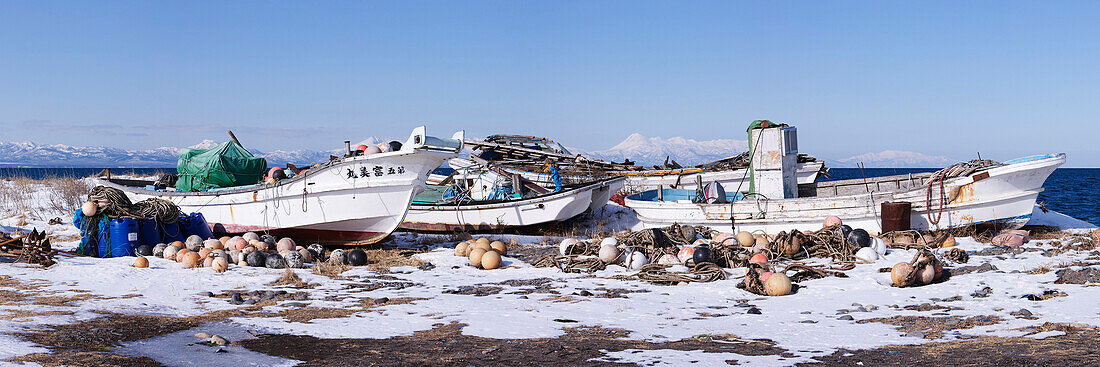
top-left (628, 251), bottom-right (648, 270)
top-left (598, 244), bottom-right (621, 264)
top-left (871, 238), bottom-right (887, 255)
top-left (855, 247), bottom-right (880, 263)
top-left (559, 238), bottom-right (580, 256)
top-left (599, 237), bottom-right (618, 248)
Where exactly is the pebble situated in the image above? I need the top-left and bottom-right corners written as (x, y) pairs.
top-left (800, 311), bottom-right (812, 314)
top-left (838, 315), bottom-right (854, 321)
top-left (230, 293), bottom-right (244, 305)
top-left (376, 297), bottom-right (390, 304)
top-left (736, 303), bottom-right (753, 308)
top-left (576, 290), bottom-right (593, 297)
top-left (855, 306), bottom-right (868, 313)
top-left (210, 335), bottom-right (228, 346)
top-left (904, 331), bottom-right (925, 338)
top-left (851, 302), bottom-right (862, 307)
top-left (746, 307), bottom-right (761, 315)
top-left (244, 299), bottom-right (257, 305)
top-left (836, 309), bottom-right (850, 315)
top-left (1015, 308), bottom-right (1033, 317)
top-left (194, 332), bottom-right (212, 339)
top-left (199, 291), bottom-right (214, 297)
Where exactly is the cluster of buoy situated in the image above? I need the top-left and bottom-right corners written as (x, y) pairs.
top-left (454, 238), bottom-right (506, 270)
top-left (263, 165), bottom-right (319, 184)
top-left (134, 233), bottom-right (326, 271)
top-left (891, 251), bottom-right (945, 287)
top-left (352, 141), bottom-right (404, 156)
top-left (737, 245), bottom-right (793, 297)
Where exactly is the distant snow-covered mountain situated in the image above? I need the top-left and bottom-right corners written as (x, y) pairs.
top-left (0, 140), bottom-right (339, 168)
top-left (574, 133), bottom-right (748, 166)
top-left (829, 150), bottom-right (956, 168)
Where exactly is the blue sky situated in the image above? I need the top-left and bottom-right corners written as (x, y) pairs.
top-left (1, 1), bottom-right (1098, 166)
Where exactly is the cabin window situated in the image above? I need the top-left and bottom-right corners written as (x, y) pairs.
top-left (783, 128), bottom-right (798, 154)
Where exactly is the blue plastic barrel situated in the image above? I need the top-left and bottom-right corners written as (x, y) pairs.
top-left (137, 218), bottom-right (160, 248)
top-left (183, 212), bottom-right (214, 239)
top-left (160, 219), bottom-right (186, 244)
top-left (102, 218), bottom-right (138, 258)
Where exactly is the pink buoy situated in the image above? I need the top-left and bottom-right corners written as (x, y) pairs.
top-left (824, 216), bottom-right (843, 227)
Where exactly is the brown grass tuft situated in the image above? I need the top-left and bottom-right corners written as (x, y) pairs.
top-left (270, 268), bottom-right (310, 288)
top-left (311, 260), bottom-right (350, 278)
top-left (365, 248), bottom-right (424, 273)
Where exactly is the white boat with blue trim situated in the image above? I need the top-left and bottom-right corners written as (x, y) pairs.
top-left (625, 121), bottom-right (1064, 233)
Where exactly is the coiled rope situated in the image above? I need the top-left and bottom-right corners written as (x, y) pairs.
top-left (925, 159), bottom-right (1003, 227)
top-left (89, 186), bottom-right (181, 223)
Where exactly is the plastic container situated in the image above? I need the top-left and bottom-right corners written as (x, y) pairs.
top-left (183, 212), bottom-right (214, 239)
top-left (102, 218), bottom-right (138, 258)
top-left (137, 218), bottom-right (160, 247)
top-left (160, 219), bottom-right (186, 244)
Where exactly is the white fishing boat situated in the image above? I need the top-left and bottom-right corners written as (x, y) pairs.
top-left (625, 122), bottom-right (1064, 233)
top-left (99, 127), bottom-right (464, 244)
top-left (401, 177), bottom-right (625, 232)
top-left (402, 157), bottom-right (624, 231)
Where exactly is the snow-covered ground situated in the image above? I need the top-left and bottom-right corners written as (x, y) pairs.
top-left (0, 178), bottom-right (1097, 366)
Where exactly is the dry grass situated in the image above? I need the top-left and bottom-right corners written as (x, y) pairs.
top-left (1029, 266), bottom-right (1054, 275)
top-left (269, 268), bottom-right (310, 288)
top-left (859, 315), bottom-right (1004, 339)
top-left (0, 177), bottom-right (91, 219)
top-left (359, 297), bottom-right (426, 309)
top-left (268, 307), bottom-right (359, 323)
top-left (365, 248), bottom-right (425, 273)
top-left (0, 309), bottom-right (75, 321)
top-left (34, 293), bottom-right (104, 307)
top-left (311, 260), bottom-right (350, 278)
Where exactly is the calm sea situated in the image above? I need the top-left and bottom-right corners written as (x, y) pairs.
top-left (2, 167), bottom-right (1096, 226)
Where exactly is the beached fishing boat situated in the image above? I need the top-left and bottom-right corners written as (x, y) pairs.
top-left (98, 127), bottom-right (464, 244)
top-left (402, 157), bottom-right (624, 231)
top-left (401, 177), bottom-right (625, 232)
top-left (464, 135), bottom-right (826, 192)
top-left (625, 122), bottom-right (1064, 233)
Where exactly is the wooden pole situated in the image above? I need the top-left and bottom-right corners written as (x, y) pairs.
top-left (226, 130), bottom-right (243, 146)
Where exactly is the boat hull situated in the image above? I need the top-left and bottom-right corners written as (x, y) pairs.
top-left (625, 154), bottom-right (1064, 233)
top-left (401, 177), bottom-right (625, 232)
top-left (102, 148), bottom-right (456, 245)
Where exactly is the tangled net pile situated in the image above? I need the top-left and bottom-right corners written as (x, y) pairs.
top-left (89, 186), bottom-right (181, 222)
top-left (533, 224), bottom-right (733, 284)
top-left (612, 263), bottom-right (727, 285)
top-left (764, 226), bottom-right (859, 262)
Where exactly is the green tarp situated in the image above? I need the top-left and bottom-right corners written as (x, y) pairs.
top-left (175, 141), bottom-right (267, 192)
